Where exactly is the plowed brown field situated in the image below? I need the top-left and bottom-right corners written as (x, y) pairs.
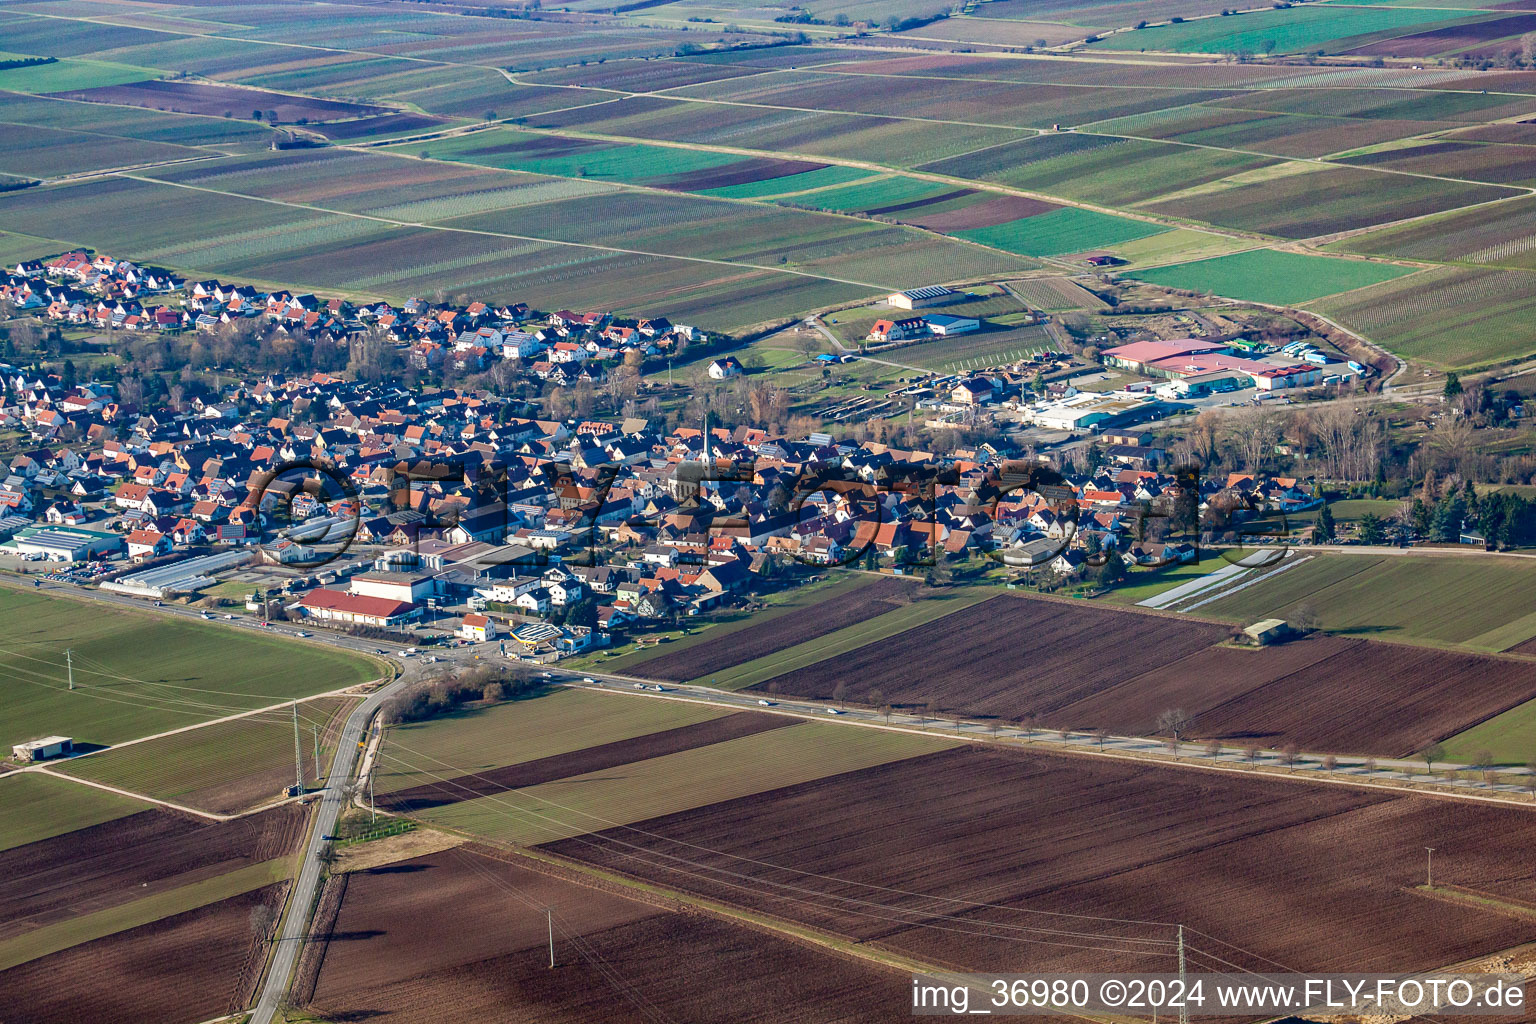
top-left (750, 594), bottom-right (1536, 755)
top-left (546, 745), bottom-right (1536, 980)
top-left (0, 883), bottom-right (286, 1024)
top-left (635, 576), bottom-right (917, 682)
top-left (0, 804), bottom-right (305, 934)
top-left (306, 847), bottom-right (911, 1022)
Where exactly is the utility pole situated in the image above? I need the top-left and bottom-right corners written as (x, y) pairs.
top-left (368, 771), bottom-right (375, 824)
top-left (292, 704), bottom-right (303, 793)
top-left (1425, 847), bottom-right (1435, 887)
top-left (65, 648), bottom-right (73, 690)
top-left (1177, 924), bottom-right (1188, 1024)
top-left (547, 908), bottom-right (555, 968)
top-left (312, 724), bottom-right (320, 784)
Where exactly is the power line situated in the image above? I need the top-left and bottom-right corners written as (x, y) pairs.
top-left (375, 747), bottom-right (1178, 958)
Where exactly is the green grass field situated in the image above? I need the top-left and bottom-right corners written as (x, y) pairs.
top-left (956, 207), bottom-right (1170, 258)
top-left (1097, 559), bottom-right (1225, 607)
top-left (0, 588), bottom-right (378, 749)
top-left (1091, 5), bottom-right (1475, 54)
top-left (1440, 699), bottom-right (1536, 767)
top-left (779, 173), bottom-right (952, 211)
top-left (705, 585), bottom-right (995, 690)
top-left (59, 695), bottom-right (358, 813)
top-left (0, 58), bottom-right (160, 93)
top-left (391, 129), bottom-right (742, 184)
top-left (0, 772), bottom-right (148, 852)
top-left (376, 687), bottom-right (729, 794)
top-left (694, 164), bottom-right (874, 199)
top-left (1127, 248), bottom-right (1416, 305)
top-left (418, 718), bottom-right (954, 845)
top-left (1196, 553), bottom-right (1536, 650)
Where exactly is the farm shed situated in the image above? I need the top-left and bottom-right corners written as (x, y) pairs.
top-left (889, 285), bottom-right (959, 309)
top-left (12, 736), bottom-right (72, 762)
top-left (1243, 618), bottom-right (1291, 645)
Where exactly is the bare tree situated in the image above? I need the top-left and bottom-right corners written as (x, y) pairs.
top-left (1419, 741), bottom-right (1446, 777)
top-left (1474, 749), bottom-right (1496, 787)
top-left (923, 700), bottom-right (936, 724)
top-left (1092, 727), bottom-right (1108, 750)
top-left (832, 682), bottom-right (849, 707)
top-left (249, 903), bottom-right (277, 942)
top-left (1244, 744), bottom-right (1262, 769)
top-left (867, 688), bottom-right (885, 716)
top-left (1229, 409), bottom-right (1282, 473)
top-left (1322, 755), bottom-right (1338, 774)
top-left (1204, 738), bottom-right (1223, 760)
top-left (1287, 601), bottom-right (1320, 634)
top-left (882, 704), bottom-right (894, 725)
top-left (1362, 757), bottom-right (1377, 776)
top-left (1280, 742), bottom-right (1301, 772)
top-left (1155, 708), bottom-right (1191, 741)
top-left (1019, 712), bottom-right (1038, 741)
top-left (1165, 735), bottom-right (1181, 759)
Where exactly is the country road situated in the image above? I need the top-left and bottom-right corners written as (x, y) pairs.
top-left (247, 665), bottom-right (412, 1024)
top-left (551, 670), bottom-right (1536, 801)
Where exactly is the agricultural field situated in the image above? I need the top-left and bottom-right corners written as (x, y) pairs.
top-left (58, 695), bottom-right (360, 814)
top-left (373, 687), bottom-right (733, 795)
top-left (748, 591), bottom-right (1536, 755)
top-left (1331, 195), bottom-right (1536, 271)
top-left (0, 804), bottom-right (303, 1021)
top-left (1311, 265), bottom-right (1536, 368)
top-left (1193, 552), bottom-right (1536, 650)
top-left (1005, 276), bottom-right (1110, 310)
top-left (585, 572), bottom-right (885, 674)
top-left (0, 123), bottom-right (201, 180)
top-left (1127, 248), bottom-right (1417, 304)
top-left (1091, 5), bottom-right (1487, 55)
top-left (954, 206), bottom-right (1172, 258)
top-left (898, 323), bottom-right (1056, 370)
top-left (631, 575), bottom-right (919, 682)
top-left (548, 744), bottom-right (1536, 977)
top-left (696, 585), bottom-right (996, 691)
top-left (396, 717), bottom-right (953, 845)
top-left (0, 771), bottom-right (145, 852)
top-left (0, 587), bottom-right (377, 750)
top-left (301, 848), bottom-right (912, 1023)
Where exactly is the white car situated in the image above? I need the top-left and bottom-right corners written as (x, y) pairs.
top-left (633, 683), bottom-right (646, 690)
top-left (826, 707), bottom-right (842, 715)
top-left (542, 672), bottom-right (554, 678)
top-left (652, 685), bottom-right (667, 692)
top-left (582, 677), bottom-right (596, 684)
top-left (757, 699), bottom-right (775, 706)
top-left (295, 631), bottom-right (310, 638)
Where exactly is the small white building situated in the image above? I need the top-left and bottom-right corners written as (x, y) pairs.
top-left (888, 285), bottom-right (957, 310)
top-left (13, 736), bottom-right (72, 762)
top-left (459, 613), bottom-right (495, 643)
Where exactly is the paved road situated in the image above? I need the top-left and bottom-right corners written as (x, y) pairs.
top-left (553, 670), bottom-right (1536, 800)
top-left (248, 670), bottom-right (411, 1024)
